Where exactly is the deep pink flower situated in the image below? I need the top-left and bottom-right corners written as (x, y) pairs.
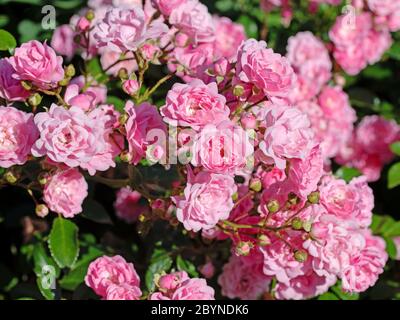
top-left (114, 187), bottom-right (149, 223)
top-left (51, 25), bottom-right (77, 60)
top-left (105, 283), bottom-right (142, 300)
top-left (213, 16), bottom-right (246, 60)
top-left (0, 58), bottom-right (30, 102)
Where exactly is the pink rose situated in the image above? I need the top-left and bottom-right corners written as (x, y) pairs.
top-left (274, 271), bottom-right (336, 300)
top-left (150, 271), bottom-right (214, 300)
top-left (125, 101), bottom-right (167, 165)
top-left (367, 0), bottom-right (400, 32)
top-left (198, 261), bottom-right (215, 279)
top-left (341, 231), bottom-right (387, 293)
top-left (0, 106), bottom-right (38, 167)
top-left (114, 187), bottom-right (149, 223)
top-left (10, 40), bottom-right (64, 89)
top-left (64, 84), bottom-right (96, 111)
top-left (43, 169), bottom-right (88, 218)
top-left (191, 120), bottom-right (253, 174)
top-left (105, 283), bottom-right (142, 300)
top-left (31, 104), bottom-right (115, 175)
top-left (152, 0), bottom-right (187, 16)
top-left (160, 80), bottom-right (229, 130)
top-left (213, 16), bottom-right (246, 60)
top-left (94, 7), bottom-right (168, 53)
top-left (85, 255), bottom-right (141, 299)
top-left (259, 105), bottom-right (316, 170)
top-left (236, 39), bottom-right (296, 98)
top-left (0, 58), bottom-right (30, 102)
top-left (218, 252), bottom-right (271, 300)
top-left (169, 0), bottom-right (215, 44)
top-left (51, 24), bottom-right (77, 60)
top-left (319, 175), bottom-right (373, 228)
top-left (173, 169), bottom-right (237, 232)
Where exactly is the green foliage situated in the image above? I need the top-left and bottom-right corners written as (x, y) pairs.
top-left (0, 29), bottom-right (16, 51)
top-left (335, 167), bottom-right (361, 183)
top-left (81, 199), bottom-right (113, 225)
top-left (48, 218), bottom-right (80, 269)
top-left (390, 142), bottom-right (400, 156)
top-left (388, 162), bottom-right (400, 189)
top-left (145, 247), bottom-right (173, 292)
top-left (176, 255), bottom-right (199, 278)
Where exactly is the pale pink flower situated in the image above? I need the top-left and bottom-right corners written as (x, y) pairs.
top-left (43, 169), bottom-right (88, 218)
top-left (0, 58), bottom-right (30, 102)
top-left (259, 105), bottom-right (316, 170)
top-left (51, 25), bottom-right (77, 60)
top-left (70, 76), bottom-right (107, 105)
top-left (191, 120), bottom-right (253, 174)
top-left (10, 40), bottom-right (64, 89)
top-left (173, 169), bottom-right (237, 232)
top-left (213, 16), bottom-right (246, 60)
top-left (122, 79), bottom-right (140, 96)
top-left (114, 187), bottom-right (149, 223)
top-left (64, 84), bottom-right (96, 112)
top-left (274, 271), bottom-right (336, 300)
top-left (236, 39), bottom-right (296, 98)
top-left (100, 50), bottom-right (137, 76)
top-left (31, 104), bottom-right (115, 175)
top-left (94, 7), bottom-right (168, 53)
top-left (169, 0), bottom-right (215, 44)
top-left (105, 283), bottom-right (142, 300)
top-left (160, 80), bottom-right (229, 130)
top-left (124, 101), bottom-right (167, 165)
top-left (0, 106), bottom-right (38, 167)
top-left (367, 0), bottom-right (400, 32)
top-left (394, 237), bottom-right (400, 261)
top-left (152, 0), bottom-right (187, 16)
top-left (341, 231), bottom-right (387, 293)
top-left (85, 255), bottom-right (141, 299)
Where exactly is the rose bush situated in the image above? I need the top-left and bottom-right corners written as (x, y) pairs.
top-left (0, 0), bottom-right (399, 301)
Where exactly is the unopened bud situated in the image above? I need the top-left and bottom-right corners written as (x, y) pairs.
top-left (307, 191), bottom-right (320, 204)
top-left (302, 220), bottom-right (312, 233)
top-left (266, 199), bottom-right (279, 213)
top-left (118, 113), bottom-right (129, 126)
top-left (122, 79), bottom-right (139, 95)
top-left (76, 17), bottom-right (90, 32)
top-left (235, 241), bottom-right (253, 256)
top-left (287, 192), bottom-right (299, 206)
top-left (37, 172), bottom-right (48, 185)
top-left (28, 93), bottom-right (42, 107)
top-left (118, 68), bottom-right (129, 80)
top-left (232, 192), bottom-right (238, 202)
top-left (4, 171), bottom-right (18, 184)
top-left (233, 85), bottom-right (244, 97)
top-left (58, 78), bottom-right (70, 86)
top-left (249, 178), bottom-right (262, 192)
top-left (257, 234), bottom-right (271, 246)
top-left (216, 75), bottom-right (225, 84)
top-left (138, 213), bottom-right (146, 223)
top-left (86, 10), bottom-right (95, 21)
top-left (35, 204), bottom-right (49, 218)
top-left (291, 217), bottom-right (303, 230)
top-left (120, 150), bottom-right (132, 163)
top-left (294, 250), bottom-right (308, 263)
top-left (21, 80), bottom-right (32, 91)
top-left (65, 64), bottom-right (76, 78)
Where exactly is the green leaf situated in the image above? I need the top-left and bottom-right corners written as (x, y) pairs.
top-left (36, 277), bottom-right (54, 300)
top-left (331, 283), bottom-right (359, 300)
top-left (237, 15), bottom-right (258, 39)
top-left (318, 292), bottom-right (339, 300)
top-left (371, 214), bottom-right (384, 235)
top-left (0, 15), bottom-right (9, 28)
top-left (17, 20), bottom-right (41, 43)
top-left (59, 246), bottom-right (103, 291)
top-left (0, 0), bottom-right (43, 4)
top-left (106, 96), bottom-right (125, 113)
top-left (87, 57), bottom-right (108, 83)
top-left (215, 0), bottom-right (233, 12)
top-left (384, 237), bottom-right (398, 260)
top-left (145, 248), bottom-right (173, 291)
top-left (362, 65), bottom-right (392, 80)
top-left (387, 42), bottom-right (400, 60)
top-left (33, 243), bottom-right (60, 278)
top-left (335, 167), bottom-right (361, 183)
top-left (388, 162), bottom-right (400, 189)
top-left (176, 255), bottom-right (198, 278)
top-left (0, 29), bottom-right (16, 51)
top-left (390, 142), bottom-right (400, 156)
top-left (82, 199), bottom-right (113, 225)
top-left (54, 0), bottom-right (82, 9)
top-left (383, 221), bottom-right (400, 238)
top-left (48, 217), bottom-right (80, 268)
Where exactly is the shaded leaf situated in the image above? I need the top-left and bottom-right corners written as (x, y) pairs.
top-left (176, 255), bottom-right (198, 278)
top-left (0, 29), bottom-right (16, 51)
top-left (388, 162), bottom-right (400, 189)
top-left (82, 199), bottom-right (113, 225)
